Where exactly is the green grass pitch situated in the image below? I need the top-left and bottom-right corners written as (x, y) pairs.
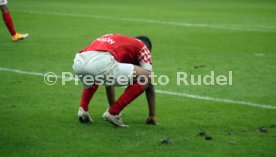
top-left (0, 0), bottom-right (276, 156)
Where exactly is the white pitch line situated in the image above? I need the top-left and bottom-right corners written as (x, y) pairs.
top-left (155, 90), bottom-right (276, 109)
top-left (0, 67), bottom-right (275, 109)
top-left (12, 9), bottom-right (276, 33)
top-left (0, 67), bottom-right (46, 77)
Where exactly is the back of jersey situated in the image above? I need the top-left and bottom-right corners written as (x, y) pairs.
top-left (80, 34), bottom-right (152, 71)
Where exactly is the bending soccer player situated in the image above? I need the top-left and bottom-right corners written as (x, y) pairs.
top-left (73, 34), bottom-right (156, 127)
top-left (0, 0), bottom-right (28, 41)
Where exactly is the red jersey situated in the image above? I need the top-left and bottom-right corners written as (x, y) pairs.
top-left (79, 34), bottom-right (152, 71)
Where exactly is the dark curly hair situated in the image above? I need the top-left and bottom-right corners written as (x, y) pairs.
top-left (136, 36), bottom-right (152, 51)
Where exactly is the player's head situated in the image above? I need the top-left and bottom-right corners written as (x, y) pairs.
top-left (136, 36), bottom-right (152, 51)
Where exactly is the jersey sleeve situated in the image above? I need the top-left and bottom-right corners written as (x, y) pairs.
top-left (138, 46), bottom-right (153, 71)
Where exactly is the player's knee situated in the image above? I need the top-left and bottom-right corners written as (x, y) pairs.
top-left (0, 5), bottom-right (9, 13)
top-left (145, 71), bottom-right (151, 79)
top-left (137, 71), bottom-right (151, 87)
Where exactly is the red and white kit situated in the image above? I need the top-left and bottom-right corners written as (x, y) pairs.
top-left (73, 34), bottom-right (152, 86)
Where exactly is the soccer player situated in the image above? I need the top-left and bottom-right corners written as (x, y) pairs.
top-left (73, 34), bottom-right (156, 127)
top-left (0, 0), bottom-right (29, 41)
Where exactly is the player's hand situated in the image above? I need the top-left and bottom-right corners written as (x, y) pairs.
top-left (145, 116), bottom-right (158, 125)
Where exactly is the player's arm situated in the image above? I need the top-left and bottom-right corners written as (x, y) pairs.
top-left (105, 86), bottom-right (115, 107)
top-left (137, 46), bottom-right (156, 124)
top-left (145, 82), bottom-right (157, 125)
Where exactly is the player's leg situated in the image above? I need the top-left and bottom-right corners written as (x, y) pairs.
top-left (132, 65), bottom-right (152, 88)
top-left (1, 5), bottom-right (16, 36)
top-left (0, 3), bottom-right (28, 41)
top-left (108, 65), bottom-right (151, 115)
top-left (103, 64), bottom-right (151, 127)
top-left (73, 51), bottom-right (119, 123)
top-left (80, 84), bottom-right (99, 112)
top-left (73, 53), bottom-right (100, 123)
top-left (77, 84), bottom-right (99, 123)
